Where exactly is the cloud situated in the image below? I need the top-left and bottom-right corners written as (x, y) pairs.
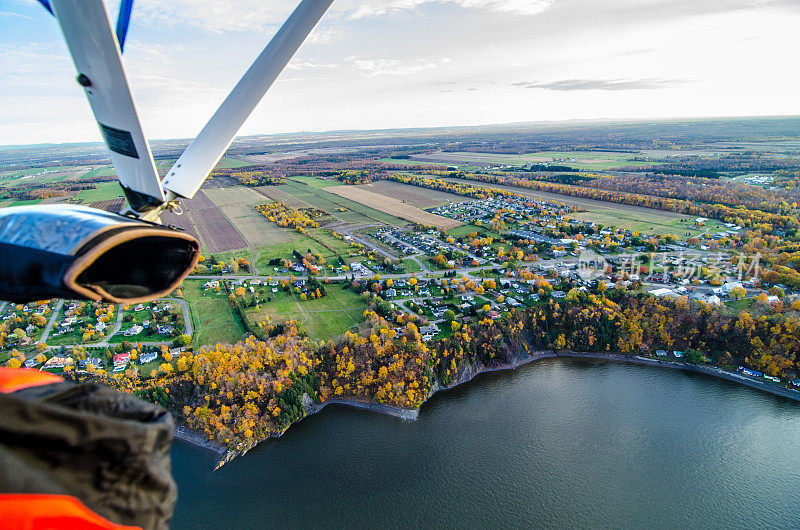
top-left (287, 59), bottom-right (342, 71)
top-left (347, 0), bottom-right (553, 18)
top-left (512, 78), bottom-right (689, 91)
top-left (132, 0), bottom-right (554, 29)
top-left (132, 0), bottom-right (294, 32)
top-left (347, 57), bottom-right (437, 77)
top-left (306, 27), bottom-right (345, 45)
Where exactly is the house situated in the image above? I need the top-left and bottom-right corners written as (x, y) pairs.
top-left (506, 297), bottom-right (521, 307)
top-left (487, 310), bottom-right (501, 319)
top-left (23, 358), bottom-right (39, 368)
top-left (706, 295), bottom-right (722, 306)
top-left (650, 288), bottom-right (676, 298)
top-left (80, 357), bottom-right (104, 368)
top-left (139, 351), bottom-right (158, 364)
top-left (44, 356), bottom-right (71, 370)
top-left (113, 353), bottom-right (130, 365)
top-left (385, 288), bottom-right (397, 298)
top-left (419, 324), bottom-right (439, 335)
top-left (722, 282), bottom-right (744, 295)
top-left (551, 291), bottom-right (566, 299)
top-left (124, 325), bottom-right (143, 337)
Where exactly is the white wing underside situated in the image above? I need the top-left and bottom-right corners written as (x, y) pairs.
top-left (51, 0), bottom-right (165, 203)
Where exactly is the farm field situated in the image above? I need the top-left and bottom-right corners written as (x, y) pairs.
top-left (378, 157), bottom-right (447, 167)
top-left (185, 191), bottom-right (247, 252)
top-left (245, 287), bottom-right (366, 341)
top-left (254, 186), bottom-right (312, 208)
top-left (75, 181), bottom-right (124, 203)
top-left (279, 180), bottom-right (405, 226)
top-left (181, 280), bottom-right (246, 347)
top-left (204, 186), bottom-right (265, 207)
top-left (286, 176), bottom-right (341, 188)
top-left (88, 198), bottom-right (125, 212)
top-left (412, 150), bottom-right (655, 170)
top-left (327, 186), bottom-right (463, 230)
top-left (353, 180), bottom-right (470, 209)
top-left (441, 177), bottom-right (701, 235)
top-left (221, 204), bottom-right (294, 247)
top-left (205, 186), bottom-right (294, 248)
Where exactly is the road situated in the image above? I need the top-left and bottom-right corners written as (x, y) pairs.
top-left (39, 299), bottom-right (64, 343)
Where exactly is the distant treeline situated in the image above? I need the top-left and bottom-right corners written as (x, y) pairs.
top-left (654, 168), bottom-right (722, 179)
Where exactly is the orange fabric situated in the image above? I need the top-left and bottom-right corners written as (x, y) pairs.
top-left (0, 494), bottom-right (141, 530)
top-left (0, 368), bottom-right (62, 394)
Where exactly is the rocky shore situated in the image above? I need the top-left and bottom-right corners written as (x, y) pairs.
top-left (175, 350), bottom-right (800, 468)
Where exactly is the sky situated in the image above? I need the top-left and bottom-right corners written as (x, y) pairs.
top-left (0, 0), bottom-right (799, 146)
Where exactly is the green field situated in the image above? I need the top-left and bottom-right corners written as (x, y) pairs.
top-left (568, 211), bottom-right (727, 237)
top-left (76, 181), bottom-right (124, 202)
top-left (181, 280), bottom-right (246, 347)
top-left (7, 199), bottom-right (42, 207)
top-left (416, 150), bottom-right (655, 171)
top-left (287, 176), bottom-right (341, 188)
top-left (253, 237), bottom-right (335, 273)
top-left (245, 286), bottom-right (366, 340)
top-left (217, 157), bottom-right (252, 169)
top-left (82, 166), bottom-right (117, 179)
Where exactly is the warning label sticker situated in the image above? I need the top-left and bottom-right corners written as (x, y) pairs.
top-left (99, 123), bottom-right (139, 159)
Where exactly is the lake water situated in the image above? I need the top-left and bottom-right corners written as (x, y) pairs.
top-left (170, 358), bottom-right (800, 529)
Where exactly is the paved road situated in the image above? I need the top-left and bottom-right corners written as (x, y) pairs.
top-left (39, 299), bottom-right (64, 343)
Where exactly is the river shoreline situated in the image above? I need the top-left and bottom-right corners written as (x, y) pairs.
top-left (174, 350), bottom-right (800, 466)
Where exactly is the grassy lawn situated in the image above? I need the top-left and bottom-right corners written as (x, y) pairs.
top-left (402, 258), bottom-right (423, 273)
top-left (203, 248), bottom-right (258, 274)
top-left (181, 280), bottom-right (246, 347)
top-left (245, 286), bottom-right (366, 340)
top-left (253, 236), bottom-right (339, 272)
top-left (76, 181), bottom-right (124, 202)
top-left (447, 223), bottom-right (504, 240)
top-left (287, 176), bottom-right (341, 188)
